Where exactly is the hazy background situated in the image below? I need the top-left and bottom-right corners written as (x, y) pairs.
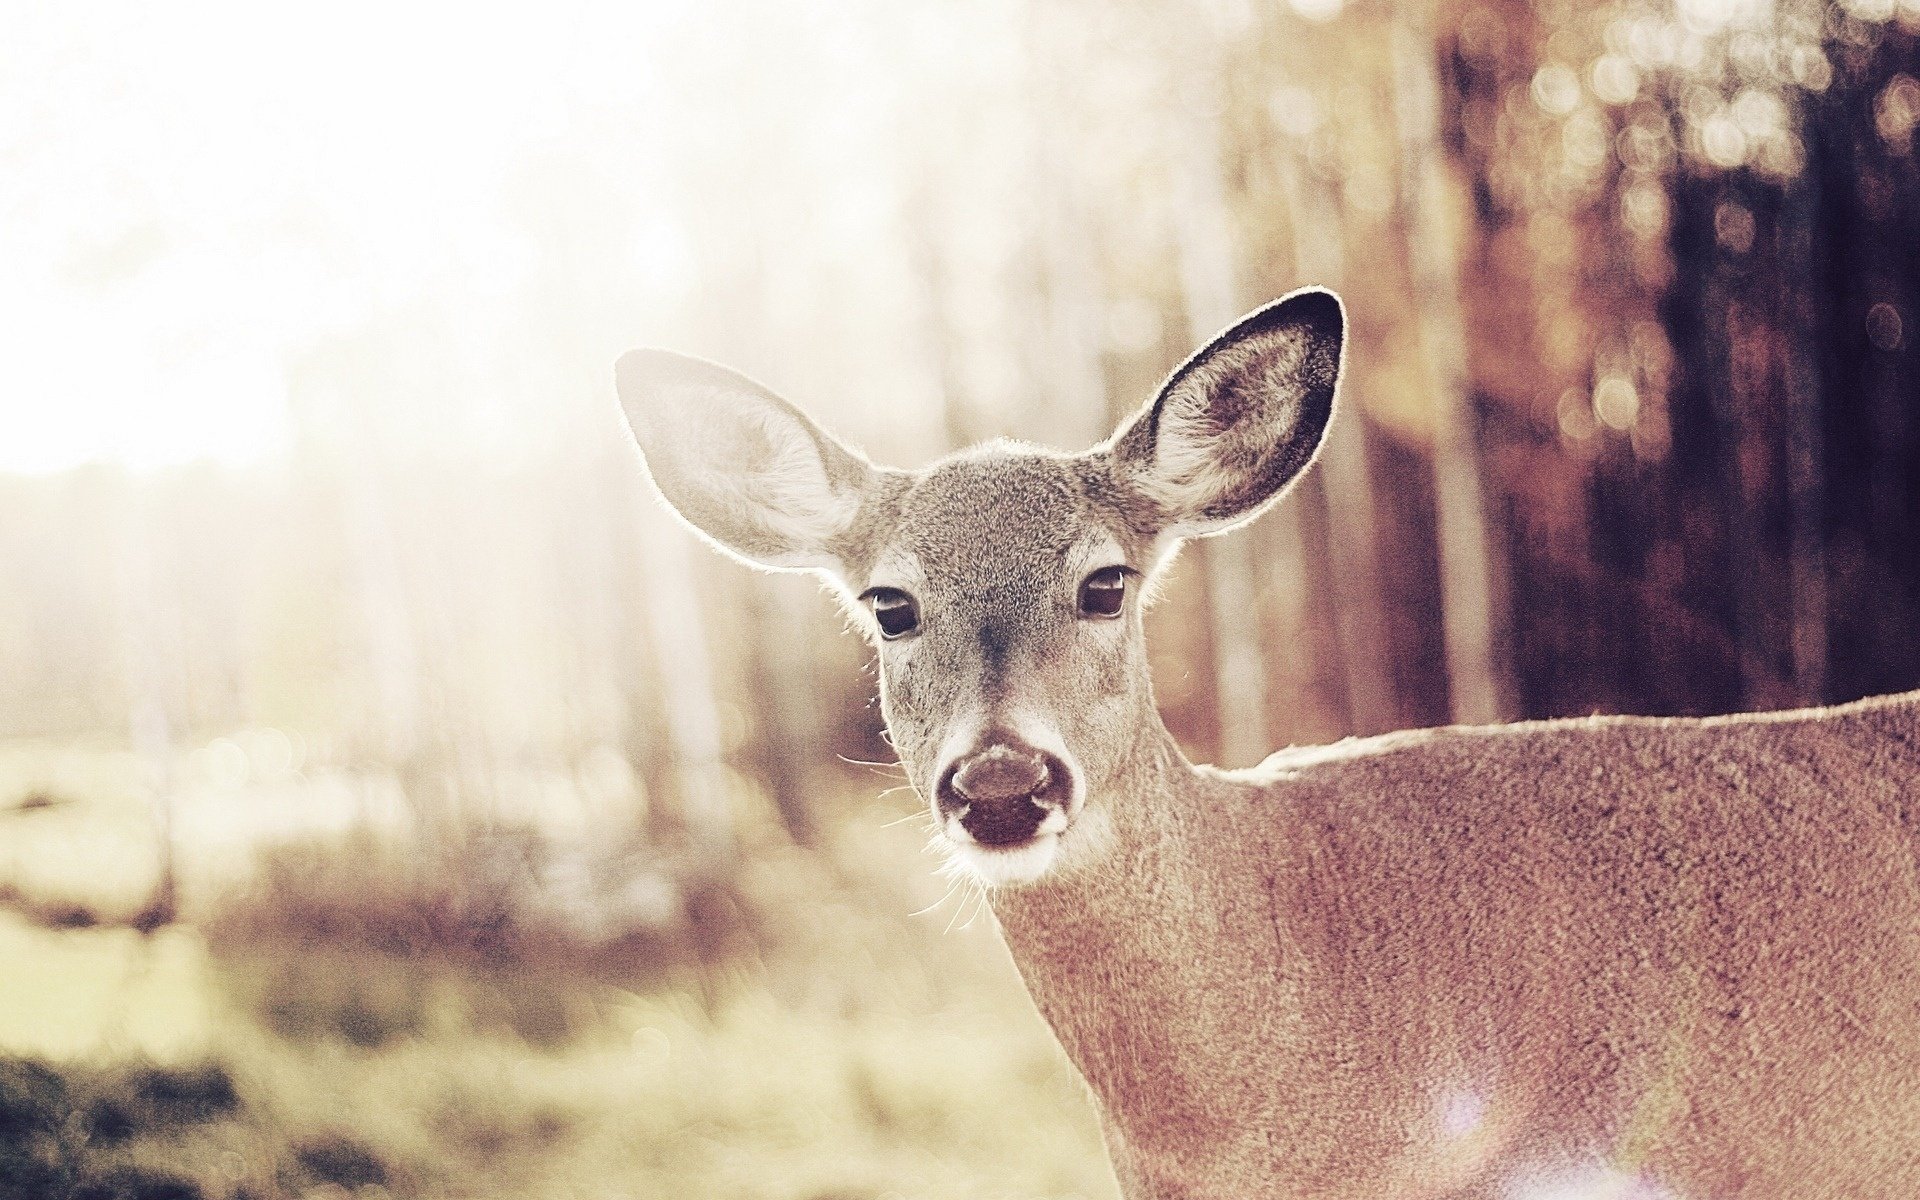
top-left (3, 0), bottom-right (1918, 1197)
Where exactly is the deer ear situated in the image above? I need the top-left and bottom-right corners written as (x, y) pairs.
top-left (1104, 288), bottom-right (1343, 539)
top-left (615, 349), bottom-right (879, 573)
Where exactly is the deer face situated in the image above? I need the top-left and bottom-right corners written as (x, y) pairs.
top-left (616, 288), bottom-right (1343, 886)
top-left (852, 450), bottom-right (1156, 885)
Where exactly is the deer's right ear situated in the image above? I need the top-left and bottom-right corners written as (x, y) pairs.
top-left (615, 350), bottom-right (879, 574)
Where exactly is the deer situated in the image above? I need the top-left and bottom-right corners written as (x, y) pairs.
top-left (614, 288), bottom-right (1920, 1199)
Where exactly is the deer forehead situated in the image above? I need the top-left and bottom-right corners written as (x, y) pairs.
top-left (862, 449), bottom-right (1135, 601)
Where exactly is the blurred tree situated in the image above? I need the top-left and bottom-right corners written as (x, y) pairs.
top-left (1441, 0), bottom-right (1920, 719)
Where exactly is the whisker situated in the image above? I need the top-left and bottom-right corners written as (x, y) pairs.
top-left (958, 883), bottom-right (992, 932)
top-left (942, 882), bottom-right (974, 935)
top-left (837, 753), bottom-right (907, 777)
top-left (911, 876), bottom-right (963, 920)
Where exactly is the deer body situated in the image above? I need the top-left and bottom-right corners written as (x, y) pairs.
top-left (995, 700), bottom-right (1920, 1197)
top-left (615, 289), bottom-right (1920, 1198)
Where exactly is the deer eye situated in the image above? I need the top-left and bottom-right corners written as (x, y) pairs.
top-left (861, 587), bottom-right (920, 639)
top-left (1078, 566), bottom-right (1130, 619)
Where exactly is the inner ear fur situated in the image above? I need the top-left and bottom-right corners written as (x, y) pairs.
top-left (1105, 287), bottom-right (1344, 539)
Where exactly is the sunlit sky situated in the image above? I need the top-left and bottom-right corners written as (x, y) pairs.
top-left (0, 1), bottom-right (701, 473)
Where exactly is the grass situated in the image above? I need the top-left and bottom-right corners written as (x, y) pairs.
top-left (1, 987), bottom-right (1110, 1199)
top-left (0, 739), bottom-right (1119, 1200)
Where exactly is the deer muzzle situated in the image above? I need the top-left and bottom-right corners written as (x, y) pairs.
top-left (938, 737), bottom-right (1073, 847)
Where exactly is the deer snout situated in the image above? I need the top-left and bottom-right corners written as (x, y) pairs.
top-left (954, 745), bottom-right (1049, 802)
top-left (938, 738), bottom-right (1072, 847)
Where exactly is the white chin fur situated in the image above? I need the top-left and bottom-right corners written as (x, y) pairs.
top-left (946, 832), bottom-right (1061, 887)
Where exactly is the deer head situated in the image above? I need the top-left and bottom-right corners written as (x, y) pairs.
top-left (615, 288), bottom-right (1343, 886)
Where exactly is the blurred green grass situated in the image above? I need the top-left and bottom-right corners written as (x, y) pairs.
top-left (0, 741), bottom-right (1118, 1200)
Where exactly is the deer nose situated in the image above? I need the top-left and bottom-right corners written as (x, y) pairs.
top-left (952, 745), bottom-right (1050, 803)
top-left (938, 738), bottom-right (1072, 847)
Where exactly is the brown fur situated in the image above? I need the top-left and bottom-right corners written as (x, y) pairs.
top-left (997, 698), bottom-right (1920, 1197)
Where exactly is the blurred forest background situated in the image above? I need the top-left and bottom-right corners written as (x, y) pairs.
top-left (3, 0), bottom-right (1918, 1197)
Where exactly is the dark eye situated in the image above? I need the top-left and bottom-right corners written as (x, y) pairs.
top-left (861, 587), bottom-right (920, 639)
top-left (1078, 566), bottom-right (1130, 619)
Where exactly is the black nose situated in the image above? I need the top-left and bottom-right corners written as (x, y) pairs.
top-left (953, 745), bottom-right (1049, 802)
top-left (938, 737), bottom-right (1072, 847)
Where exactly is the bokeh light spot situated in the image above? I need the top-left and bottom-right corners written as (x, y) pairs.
top-left (1532, 63), bottom-right (1584, 116)
top-left (1715, 200), bottom-right (1757, 254)
top-left (1700, 114), bottom-right (1750, 167)
top-left (1287, 0), bottom-right (1343, 23)
top-left (1592, 55), bottom-right (1642, 105)
top-left (1595, 376), bottom-right (1642, 431)
top-left (1843, 0), bottom-right (1898, 21)
top-left (1875, 75), bottom-right (1920, 150)
top-left (1867, 302), bottom-right (1905, 351)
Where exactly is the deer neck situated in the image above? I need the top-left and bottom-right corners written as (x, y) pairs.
top-left (987, 701), bottom-right (1212, 942)
top-left (985, 708), bottom-right (1297, 1142)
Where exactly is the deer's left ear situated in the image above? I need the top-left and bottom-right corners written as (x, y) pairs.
top-left (1102, 287), bottom-right (1343, 539)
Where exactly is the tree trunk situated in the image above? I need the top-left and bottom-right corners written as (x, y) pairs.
top-left (632, 502), bottom-right (735, 865)
top-left (1389, 13), bottom-right (1512, 725)
top-left (1166, 43), bottom-right (1273, 767)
